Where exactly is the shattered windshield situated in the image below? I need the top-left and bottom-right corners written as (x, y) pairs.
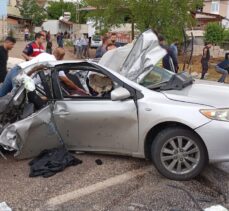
top-left (139, 66), bottom-right (174, 88)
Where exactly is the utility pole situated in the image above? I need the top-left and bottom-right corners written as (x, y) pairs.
top-left (75, 0), bottom-right (80, 24)
top-left (75, 0), bottom-right (80, 37)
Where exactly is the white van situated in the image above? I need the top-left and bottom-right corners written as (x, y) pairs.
top-left (90, 35), bottom-right (102, 48)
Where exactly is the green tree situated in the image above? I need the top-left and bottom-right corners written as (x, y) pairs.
top-left (83, 0), bottom-right (133, 36)
top-left (223, 29), bottom-right (229, 42)
top-left (204, 23), bottom-right (224, 45)
top-left (19, 0), bottom-right (47, 26)
top-left (83, 0), bottom-right (203, 42)
top-left (46, 0), bottom-right (88, 23)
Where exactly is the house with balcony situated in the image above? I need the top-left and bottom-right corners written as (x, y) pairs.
top-left (203, 0), bottom-right (229, 27)
top-left (186, 1), bottom-right (229, 43)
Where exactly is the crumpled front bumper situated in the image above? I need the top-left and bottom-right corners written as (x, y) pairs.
top-left (195, 120), bottom-right (229, 162)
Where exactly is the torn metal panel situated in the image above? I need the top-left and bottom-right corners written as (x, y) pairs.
top-left (121, 29), bottom-right (166, 82)
top-left (99, 29), bottom-right (166, 82)
top-left (0, 105), bottom-right (61, 159)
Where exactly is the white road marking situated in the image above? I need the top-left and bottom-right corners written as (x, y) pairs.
top-left (46, 166), bottom-right (152, 206)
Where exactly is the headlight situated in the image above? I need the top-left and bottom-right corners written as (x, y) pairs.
top-left (200, 109), bottom-right (229, 122)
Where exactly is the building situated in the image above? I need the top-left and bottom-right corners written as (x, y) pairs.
top-left (0, 0), bottom-right (46, 40)
top-left (42, 19), bottom-right (73, 35)
top-left (0, 0), bottom-right (9, 40)
top-left (203, 0), bottom-right (229, 27)
top-left (0, 0), bottom-right (29, 40)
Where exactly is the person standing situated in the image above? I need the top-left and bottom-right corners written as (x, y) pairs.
top-left (59, 32), bottom-right (64, 48)
top-left (158, 35), bottom-right (178, 73)
top-left (170, 39), bottom-right (178, 60)
top-left (0, 36), bottom-right (16, 83)
top-left (46, 39), bottom-right (53, 54)
top-left (73, 34), bottom-right (77, 55)
top-left (46, 31), bottom-right (51, 42)
top-left (110, 32), bottom-right (121, 47)
top-left (201, 42), bottom-right (212, 79)
top-left (75, 37), bottom-right (82, 59)
top-left (24, 27), bottom-right (29, 42)
top-left (95, 36), bottom-right (110, 58)
top-left (22, 32), bottom-right (45, 61)
top-left (81, 35), bottom-right (89, 58)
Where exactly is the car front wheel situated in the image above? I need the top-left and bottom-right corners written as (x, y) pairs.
top-left (151, 127), bottom-right (208, 180)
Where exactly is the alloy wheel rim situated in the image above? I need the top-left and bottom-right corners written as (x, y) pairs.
top-left (160, 136), bottom-right (200, 175)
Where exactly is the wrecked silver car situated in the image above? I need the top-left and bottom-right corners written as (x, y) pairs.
top-left (1, 30), bottom-right (229, 181)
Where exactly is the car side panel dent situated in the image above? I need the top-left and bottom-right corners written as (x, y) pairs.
top-left (0, 105), bottom-right (61, 159)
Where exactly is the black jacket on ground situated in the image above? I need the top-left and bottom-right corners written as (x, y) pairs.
top-left (29, 147), bottom-right (82, 178)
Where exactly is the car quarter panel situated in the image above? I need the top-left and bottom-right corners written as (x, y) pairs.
top-left (134, 91), bottom-right (212, 158)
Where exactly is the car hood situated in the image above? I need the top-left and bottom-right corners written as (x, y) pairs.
top-left (99, 29), bottom-right (166, 82)
top-left (162, 79), bottom-right (229, 108)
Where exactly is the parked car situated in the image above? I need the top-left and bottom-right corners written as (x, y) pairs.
top-left (90, 35), bottom-right (102, 48)
top-left (0, 30), bottom-right (229, 181)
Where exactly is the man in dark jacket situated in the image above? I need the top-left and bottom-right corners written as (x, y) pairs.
top-left (158, 35), bottom-right (178, 73)
top-left (200, 42), bottom-right (212, 79)
top-left (0, 36), bottom-right (16, 83)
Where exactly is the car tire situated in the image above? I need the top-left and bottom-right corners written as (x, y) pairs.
top-left (151, 127), bottom-right (208, 180)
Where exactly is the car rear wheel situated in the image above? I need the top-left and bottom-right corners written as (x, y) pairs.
top-left (151, 127), bottom-right (208, 180)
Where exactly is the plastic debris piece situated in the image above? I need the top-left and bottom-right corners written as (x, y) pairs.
top-left (0, 202), bottom-right (12, 211)
top-left (204, 205), bottom-right (228, 211)
top-left (95, 159), bottom-right (103, 165)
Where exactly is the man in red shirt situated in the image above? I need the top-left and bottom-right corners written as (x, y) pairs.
top-left (22, 32), bottom-right (45, 61)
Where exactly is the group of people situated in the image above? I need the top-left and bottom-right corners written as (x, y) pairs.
top-left (73, 34), bottom-right (90, 59)
top-left (94, 32), bottom-right (180, 73)
top-left (1, 28), bottom-right (229, 102)
top-left (201, 42), bottom-right (229, 83)
top-left (0, 31), bottom-right (87, 107)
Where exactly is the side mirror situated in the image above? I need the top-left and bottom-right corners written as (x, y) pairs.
top-left (111, 87), bottom-right (131, 101)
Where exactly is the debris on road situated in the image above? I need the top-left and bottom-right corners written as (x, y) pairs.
top-left (95, 159), bottom-right (103, 165)
top-left (204, 205), bottom-right (228, 211)
top-left (0, 202), bottom-right (12, 211)
top-left (29, 147), bottom-right (82, 178)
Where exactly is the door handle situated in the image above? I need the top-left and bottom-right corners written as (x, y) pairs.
top-left (53, 111), bottom-right (70, 115)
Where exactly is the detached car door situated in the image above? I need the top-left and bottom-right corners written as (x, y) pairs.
top-left (52, 63), bottom-right (139, 154)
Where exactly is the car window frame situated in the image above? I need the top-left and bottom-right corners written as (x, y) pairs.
top-left (51, 62), bottom-right (142, 102)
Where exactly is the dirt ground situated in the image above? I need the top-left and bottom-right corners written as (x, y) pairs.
top-left (180, 55), bottom-right (225, 82)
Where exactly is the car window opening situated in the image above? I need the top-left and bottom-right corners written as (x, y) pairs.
top-left (55, 67), bottom-right (116, 100)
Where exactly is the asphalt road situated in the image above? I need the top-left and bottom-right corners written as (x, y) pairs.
top-left (0, 151), bottom-right (228, 211)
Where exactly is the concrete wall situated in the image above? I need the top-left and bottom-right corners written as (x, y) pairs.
top-left (42, 20), bottom-right (73, 35)
top-left (0, 19), bottom-right (8, 40)
top-left (73, 24), bottom-right (88, 37)
top-left (193, 45), bottom-right (225, 58)
top-left (42, 20), bottom-right (59, 34)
